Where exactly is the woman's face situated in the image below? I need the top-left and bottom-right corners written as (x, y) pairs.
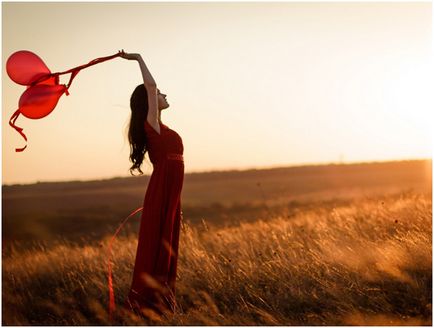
top-left (157, 89), bottom-right (169, 110)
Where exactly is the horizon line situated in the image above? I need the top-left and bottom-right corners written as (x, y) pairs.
top-left (2, 157), bottom-right (431, 187)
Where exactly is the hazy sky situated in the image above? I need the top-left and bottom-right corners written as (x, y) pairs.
top-left (2, 2), bottom-right (432, 185)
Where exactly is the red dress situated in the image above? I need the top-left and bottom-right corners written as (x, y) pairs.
top-left (124, 120), bottom-right (184, 314)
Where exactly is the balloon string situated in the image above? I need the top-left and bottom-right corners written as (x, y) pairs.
top-left (107, 206), bottom-right (143, 322)
top-left (57, 52), bottom-right (123, 89)
top-left (66, 70), bottom-right (80, 90)
top-left (30, 52), bottom-right (123, 87)
top-left (56, 52), bottom-right (122, 77)
top-left (9, 110), bottom-right (27, 152)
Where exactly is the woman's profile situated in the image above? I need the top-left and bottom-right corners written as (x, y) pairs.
top-left (120, 51), bottom-right (184, 315)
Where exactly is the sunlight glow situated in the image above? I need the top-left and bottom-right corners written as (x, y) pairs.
top-left (2, 2), bottom-right (432, 184)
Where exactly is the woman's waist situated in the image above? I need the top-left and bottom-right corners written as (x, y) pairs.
top-left (166, 153), bottom-right (184, 161)
top-left (149, 152), bottom-right (184, 163)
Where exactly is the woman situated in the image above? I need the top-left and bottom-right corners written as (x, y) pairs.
top-left (120, 51), bottom-right (184, 315)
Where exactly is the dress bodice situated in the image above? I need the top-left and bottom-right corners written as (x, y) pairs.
top-left (144, 121), bottom-right (183, 164)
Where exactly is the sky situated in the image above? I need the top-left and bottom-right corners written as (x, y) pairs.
top-left (2, 2), bottom-right (432, 185)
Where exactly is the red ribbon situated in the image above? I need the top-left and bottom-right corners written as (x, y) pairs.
top-left (9, 109), bottom-right (27, 152)
top-left (30, 52), bottom-right (122, 88)
top-left (107, 206), bottom-right (143, 322)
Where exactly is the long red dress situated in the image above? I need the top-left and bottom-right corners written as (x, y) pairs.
top-left (124, 120), bottom-right (184, 314)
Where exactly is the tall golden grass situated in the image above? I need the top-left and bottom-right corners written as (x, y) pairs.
top-left (2, 192), bottom-right (432, 325)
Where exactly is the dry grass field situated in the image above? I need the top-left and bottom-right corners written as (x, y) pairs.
top-left (2, 160), bottom-right (432, 325)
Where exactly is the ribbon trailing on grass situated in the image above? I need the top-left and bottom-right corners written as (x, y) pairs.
top-left (107, 206), bottom-right (143, 322)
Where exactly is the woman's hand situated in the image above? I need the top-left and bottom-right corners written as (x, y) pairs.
top-left (119, 50), bottom-right (141, 61)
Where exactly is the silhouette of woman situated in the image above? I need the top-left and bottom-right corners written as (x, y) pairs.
top-left (120, 51), bottom-right (184, 315)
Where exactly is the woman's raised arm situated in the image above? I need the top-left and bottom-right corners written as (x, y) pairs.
top-left (120, 50), bottom-right (160, 133)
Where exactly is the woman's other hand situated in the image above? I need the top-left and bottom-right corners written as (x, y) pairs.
top-left (119, 50), bottom-right (141, 61)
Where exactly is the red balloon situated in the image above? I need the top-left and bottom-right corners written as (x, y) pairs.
top-left (6, 50), bottom-right (51, 86)
top-left (18, 84), bottom-right (67, 119)
top-left (7, 50), bottom-right (122, 151)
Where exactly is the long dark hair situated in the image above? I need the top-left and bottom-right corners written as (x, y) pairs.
top-left (128, 84), bottom-right (148, 175)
